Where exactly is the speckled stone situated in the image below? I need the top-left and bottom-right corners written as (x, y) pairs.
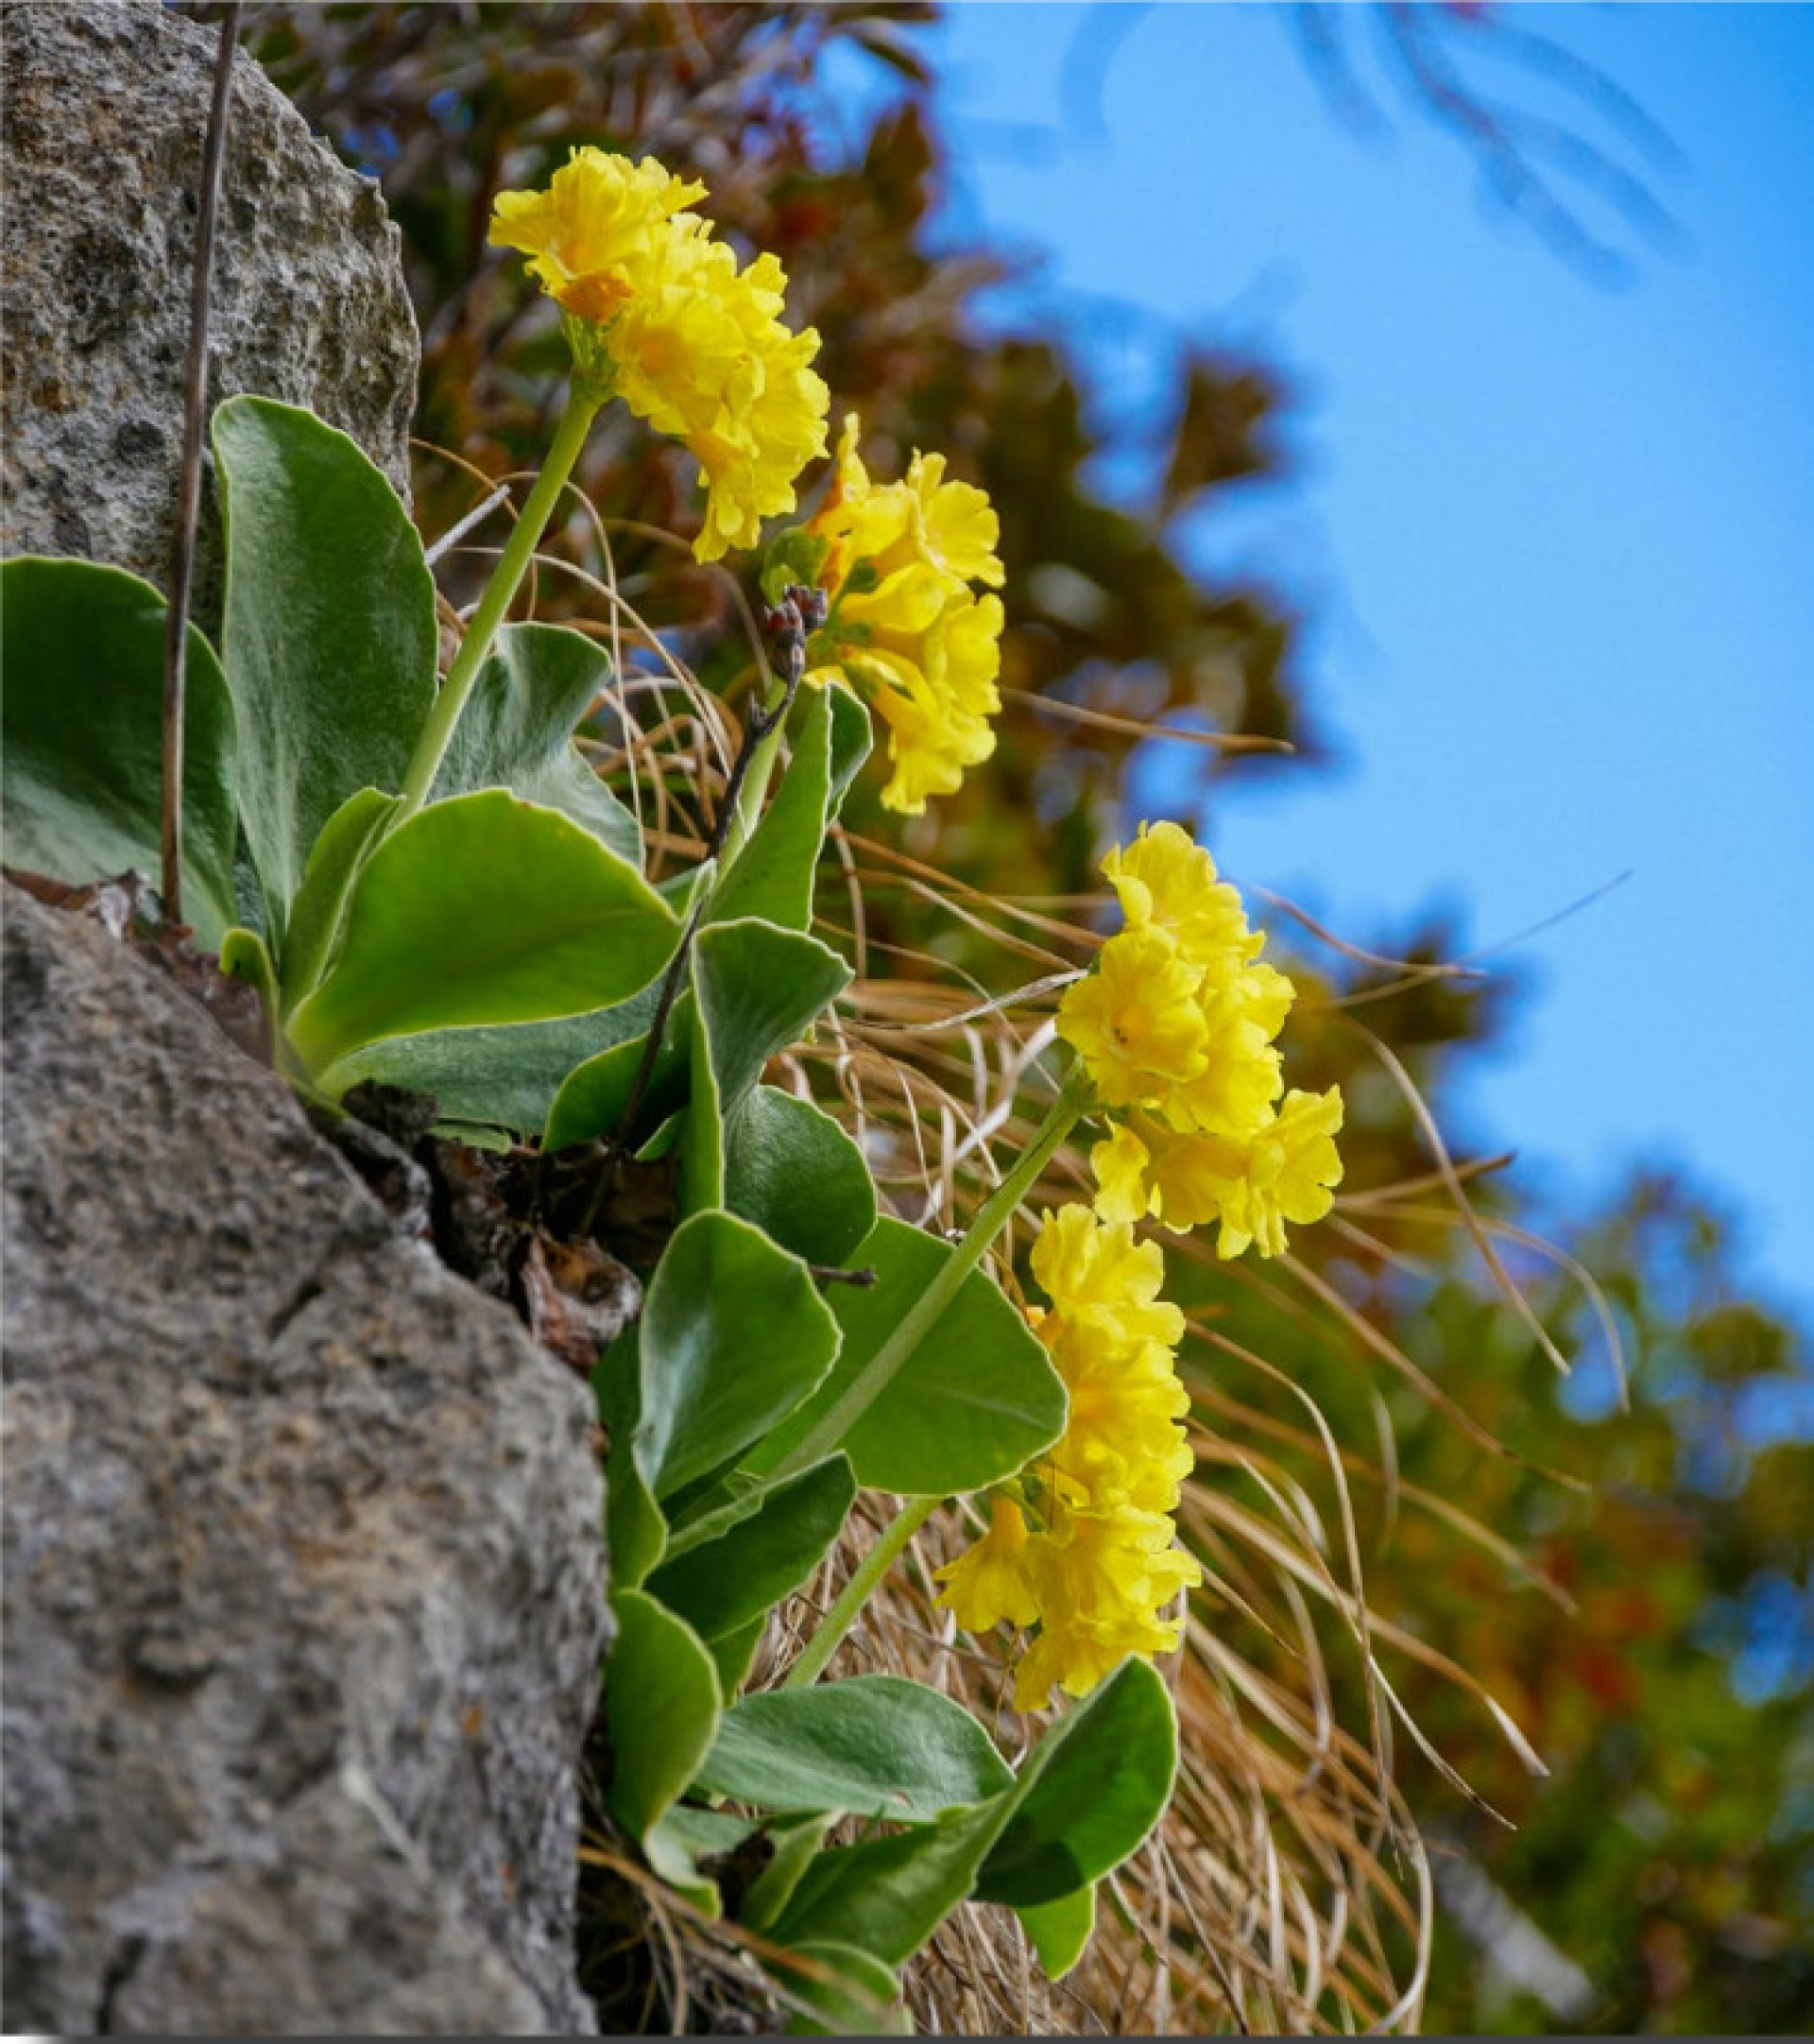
top-left (0, 0), bottom-right (418, 623)
top-left (2, 886), bottom-right (608, 2035)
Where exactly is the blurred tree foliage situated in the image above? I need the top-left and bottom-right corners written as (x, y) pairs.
top-left (233, 4), bottom-right (1811, 2030)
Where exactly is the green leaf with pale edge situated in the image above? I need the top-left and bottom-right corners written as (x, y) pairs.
top-left (213, 396), bottom-right (436, 936)
top-left (1013, 1887), bottom-right (1096, 1981)
top-left (428, 621), bottom-right (639, 866)
top-left (645, 1456), bottom-right (855, 1644)
top-left (643, 1805), bottom-right (748, 1917)
top-left (774, 1944), bottom-right (907, 2037)
top-left (770, 1661), bottom-right (1172, 1968)
top-left (772, 1800), bottom-right (1007, 1967)
top-left (825, 685), bottom-right (873, 817)
top-left (693, 1677), bottom-right (1013, 1824)
top-left (277, 788), bottom-right (398, 1009)
top-left (705, 1615), bottom-right (764, 1696)
top-left (742, 1815), bottom-right (832, 1935)
top-left (603, 1589), bottom-right (721, 1846)
top-left (1, 558), bottom-right (239, 947)
top-left (331, 975), bottom-right (669, 1136)
top-left (634, 1211), bottom-right (839, 1501)
top-left (696, 919), bottom-right (851, 1108)
top-left (725, 1087), bottom-right (877, 1267)
top-left (543, 990), bottom-right (694, 1153)
top-left (288, 791), bottom-right (678, 1079)
top-left (747, 1215), bottom-right (1067, 1495)
top-left (595, 1331), bottom-right (667, 1590)
top-left (710, 684), bottom-right (833, 931)
top-left (680, 918), bottom-right (851, 1216)
top-left (974, 1658), bottom-right (1178, 1907)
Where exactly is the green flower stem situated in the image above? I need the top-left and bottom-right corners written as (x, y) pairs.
top-left (394, 378), bottom-right (607, 824)
top-left (781, 1493), bottom-right (939, 1691)
top-left (772, 1056), bottom-right (1095, 1487)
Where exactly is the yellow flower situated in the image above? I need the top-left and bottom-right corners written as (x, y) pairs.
top-left (1206, 1086), bottom-right (1346, 1260)
top-left (933, 1495), bottom-right (1041, 1634)
top-left (1015, 1500), bottom-right (1201, 1710)
top-left (489, 147), bottom-right (829, 562)
top-left (1030, 1203), bottom-right (1183, 1349)
top-left (936, 1204), bottom-right (1200, 1710)
top-left (800, 415), bottom-right (1005, 814)
top-left (1067, 820), bottom-right (1346, 1260)
top-left (1057, 927), bottom-right (1209, 1108)
top-left (1104, 821), bottom-right (1259, 979)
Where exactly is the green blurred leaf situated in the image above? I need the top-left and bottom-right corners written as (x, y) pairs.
top-left (774, 1942), bottom-right (906, 2037)
top-left (287, 791), bottom-right (678, 1079)
top-left (0, 558), bottom-right (240, 948)
top-left (742, 1814), bottom-right (833, 1936)
top-left (428, 620), bottom-right (640, 865)
top-left (277, 786), bottom-right (399, 1008)
top-left (976, 1659), bottom-right (1177, 1906)
top-left (748, 1216), bottom-right (1067, 1495)
top-left (213, 396), bottom-right (436, 936)
top-left (646, 1455), bottom-right (856, 1646)
top-left (1013, 1886), bottom-right (1095, 1981)
top-left (711, 683), bottom-right (834, 931)
top-left (543, 989), bottom-right (695, 1153)
top-left (333, 976), bottom-right (670, 1136)
top-left (826, 685), bottom-right (873, 817)
top-left (633, 1210), bottom-right (840, 1500)
top-left (604, 1589), bottom-right (722, 1846)
top-left (693, 1675), bottom-right (1014, 1824)
top-left (680, 917), bottom-right (851, 1216)
top-left (596, 1329), bottom-right (667, 1590)
top-left (725, 1086), bottom-right (877, 1268)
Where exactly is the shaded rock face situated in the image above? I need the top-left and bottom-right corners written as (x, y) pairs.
top-left (0, 0), bottom-right (418, 616)
top-left (2, 888), bottom-right (608, 2035)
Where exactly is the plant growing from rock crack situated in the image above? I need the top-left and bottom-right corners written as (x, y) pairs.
top-left (1, 146), bottom-right (1348, 2030)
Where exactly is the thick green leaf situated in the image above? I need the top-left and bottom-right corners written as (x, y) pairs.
top-left (748, 1216), bottom-right (1067, 1496)
top-left (680, 917), bottom-right (850, 1217)
top-left (694, 918), bottom-right (851, 1110)
top-left (642, 1804), bottom-right (750, 1916)
top-left (825, 685), bottom-right (872, 817)
top-left (725, 1087), bottom-right (877, 1268)
top-left (646, 1456), bottom-right (855, 1645)
top-left (693, 1676), bottom-right (1013, 1824)
top-left (773, 1943), bottom-right (906, 2037)
top-left (975, 1659), bottom-right (1178, 1907)
top-left (741, 1815), bottom-right (833, 1936)
top-left (287, 791), bottom-right (679, 1079)
top-left (329, 977), bottom-right (669, 1136)
top-left (277, 787), bottom-right (399, 1009)
top-left (634, 1211), bottom-right (840, 1501)
top-left (213, 396), bottom-right (436, 936)
top-left (1014, 1887), bottom-right (1096, 1981)
top-left (710, 684), bottom-right (833, 932)
top-left (543, 989), bottom-right (694, 1154)
top-left (770, 1800), bottom-right (1008, 1966)
top-left (1, 558), bottom-right (239, 947)
top-left (705, 1615), bottom-right (765, 1696)
top-left (604, 1589), bottom-right (722, 1845)
top-left (596, 1331), bottom-right (668, 1591)
top-left (429, 620), bottom-right (640, 867)
top-left (771, 1660), bottom-right (1173, 1969)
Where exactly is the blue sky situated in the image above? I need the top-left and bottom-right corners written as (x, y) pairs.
top-left (854, 3), bottom-right (1813, 1330)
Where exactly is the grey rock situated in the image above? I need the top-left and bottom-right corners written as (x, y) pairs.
top-left (0, 0), bottom-right (418, 620)
top-left (2, 886), bottom-right (608, 2035)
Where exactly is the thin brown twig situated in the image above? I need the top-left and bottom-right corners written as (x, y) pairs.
top-left (161, 1), bottom-right (242, 929)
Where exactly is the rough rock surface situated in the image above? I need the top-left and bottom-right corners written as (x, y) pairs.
top-left (0, 0), bottom-right (418, 614)
top-left (1, 887), bottom-right (608, 2035)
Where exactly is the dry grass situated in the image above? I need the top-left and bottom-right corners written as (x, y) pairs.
top-left (423, 473), bottom-right (1600, 2035)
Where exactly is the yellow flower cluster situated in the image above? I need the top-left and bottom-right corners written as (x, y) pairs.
top-left (489, 148), bottom-right (829, 562)
top-left (802, 415), bottom-right (1005, 814)
top-left (935, 1206), bottom-right (1202, 1711)
top-left (1058, 822), bottom-right (1345, 1259)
